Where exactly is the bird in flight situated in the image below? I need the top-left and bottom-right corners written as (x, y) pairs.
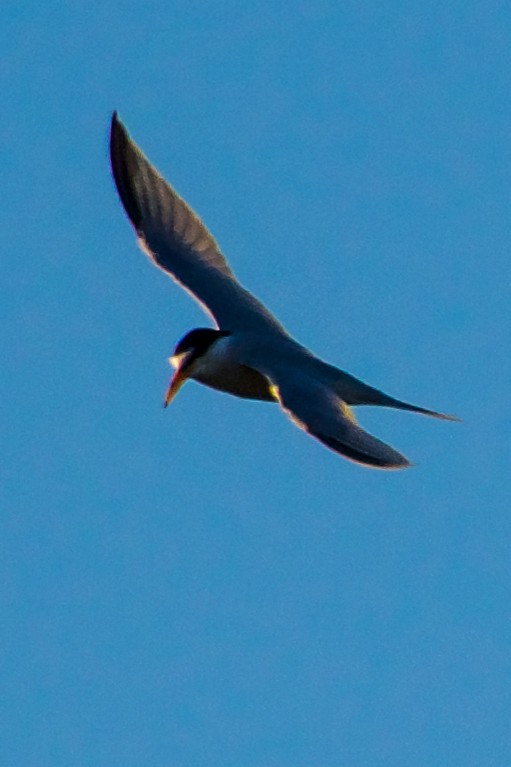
top-left (110, 112), bottom-right (457, 469)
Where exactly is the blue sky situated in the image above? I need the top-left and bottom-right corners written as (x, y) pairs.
top-left (2, 2), bottom-right (510, 765)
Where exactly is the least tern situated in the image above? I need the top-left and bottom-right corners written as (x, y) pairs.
top-left (110, 112), bottom-right (457, 469)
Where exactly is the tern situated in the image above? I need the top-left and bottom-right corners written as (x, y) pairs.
top-left (110, 112), bottom-right (457, 469)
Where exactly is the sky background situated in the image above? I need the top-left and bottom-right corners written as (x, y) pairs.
top-left (2, 2), bottom-right (510, 765)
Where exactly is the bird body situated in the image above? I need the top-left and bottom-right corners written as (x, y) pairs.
top-left (177, 330), bottom-right (275, 401)
top-left (110, 112), bottom-right (457, 469)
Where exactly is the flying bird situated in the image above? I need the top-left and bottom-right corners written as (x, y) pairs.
top-left (109, 112), bottom-right (457, 469)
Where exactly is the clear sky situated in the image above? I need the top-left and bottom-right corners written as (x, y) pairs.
top-left (2, 2), bottom-right (510, 765)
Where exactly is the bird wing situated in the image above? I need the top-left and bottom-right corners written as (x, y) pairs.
top-left (273, 376), bottom-right (411, 469)
top-left (222, 332), bottom-right (410, 469)
top-left (110, 112), bottom-right (287, 336)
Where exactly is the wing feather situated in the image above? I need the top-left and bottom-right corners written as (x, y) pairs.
top-left (110, 112), bottom-right (287, 335)
top-left (272, 376), bottom-right (412, 470)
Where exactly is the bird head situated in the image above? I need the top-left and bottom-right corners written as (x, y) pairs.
top-left (163, 328), bottom-right (230, 407)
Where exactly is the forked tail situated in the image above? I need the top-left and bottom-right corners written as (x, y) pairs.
top-left (370, 392), bottom-right (460, 422)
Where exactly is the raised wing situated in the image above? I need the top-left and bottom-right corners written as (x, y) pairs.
top-left (272, 375), bottom-right (411, 469)
top-left (110, 112), bottom-right (287, 335)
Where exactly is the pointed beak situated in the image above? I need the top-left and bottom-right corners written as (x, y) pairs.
top-left (163, 355), bottom-right (192, 408)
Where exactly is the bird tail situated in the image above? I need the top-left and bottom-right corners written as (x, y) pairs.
top-left (362, 391), bottom-right (460, 421)
top-left (326, 367), bottom-right (459, 421)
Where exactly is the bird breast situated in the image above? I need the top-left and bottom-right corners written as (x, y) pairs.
top-left (190, 336), bottom-right (275, 401)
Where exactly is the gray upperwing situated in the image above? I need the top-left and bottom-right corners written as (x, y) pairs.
top-left (110, 112), bottom-right (288, 336)
top-left (269, 373), bottom-right (412, 470)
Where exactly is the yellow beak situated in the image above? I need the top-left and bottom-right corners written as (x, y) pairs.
top-left (163, 363), bottom-right (191, 408)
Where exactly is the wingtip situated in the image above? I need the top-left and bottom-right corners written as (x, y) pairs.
top-left (381, 456), bottom-right (414, 471)
top-left (110, 110), bottom-right (119, 135)
top-left (109, 111), bottom-right (144, 231)
top-left (315, 431), bottom-right (413, 470)
top-left (110, 110), bottom-right (126, 146)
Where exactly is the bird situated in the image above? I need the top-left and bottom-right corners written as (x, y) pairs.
top-left (109, 112), bottom-right (457, 470)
